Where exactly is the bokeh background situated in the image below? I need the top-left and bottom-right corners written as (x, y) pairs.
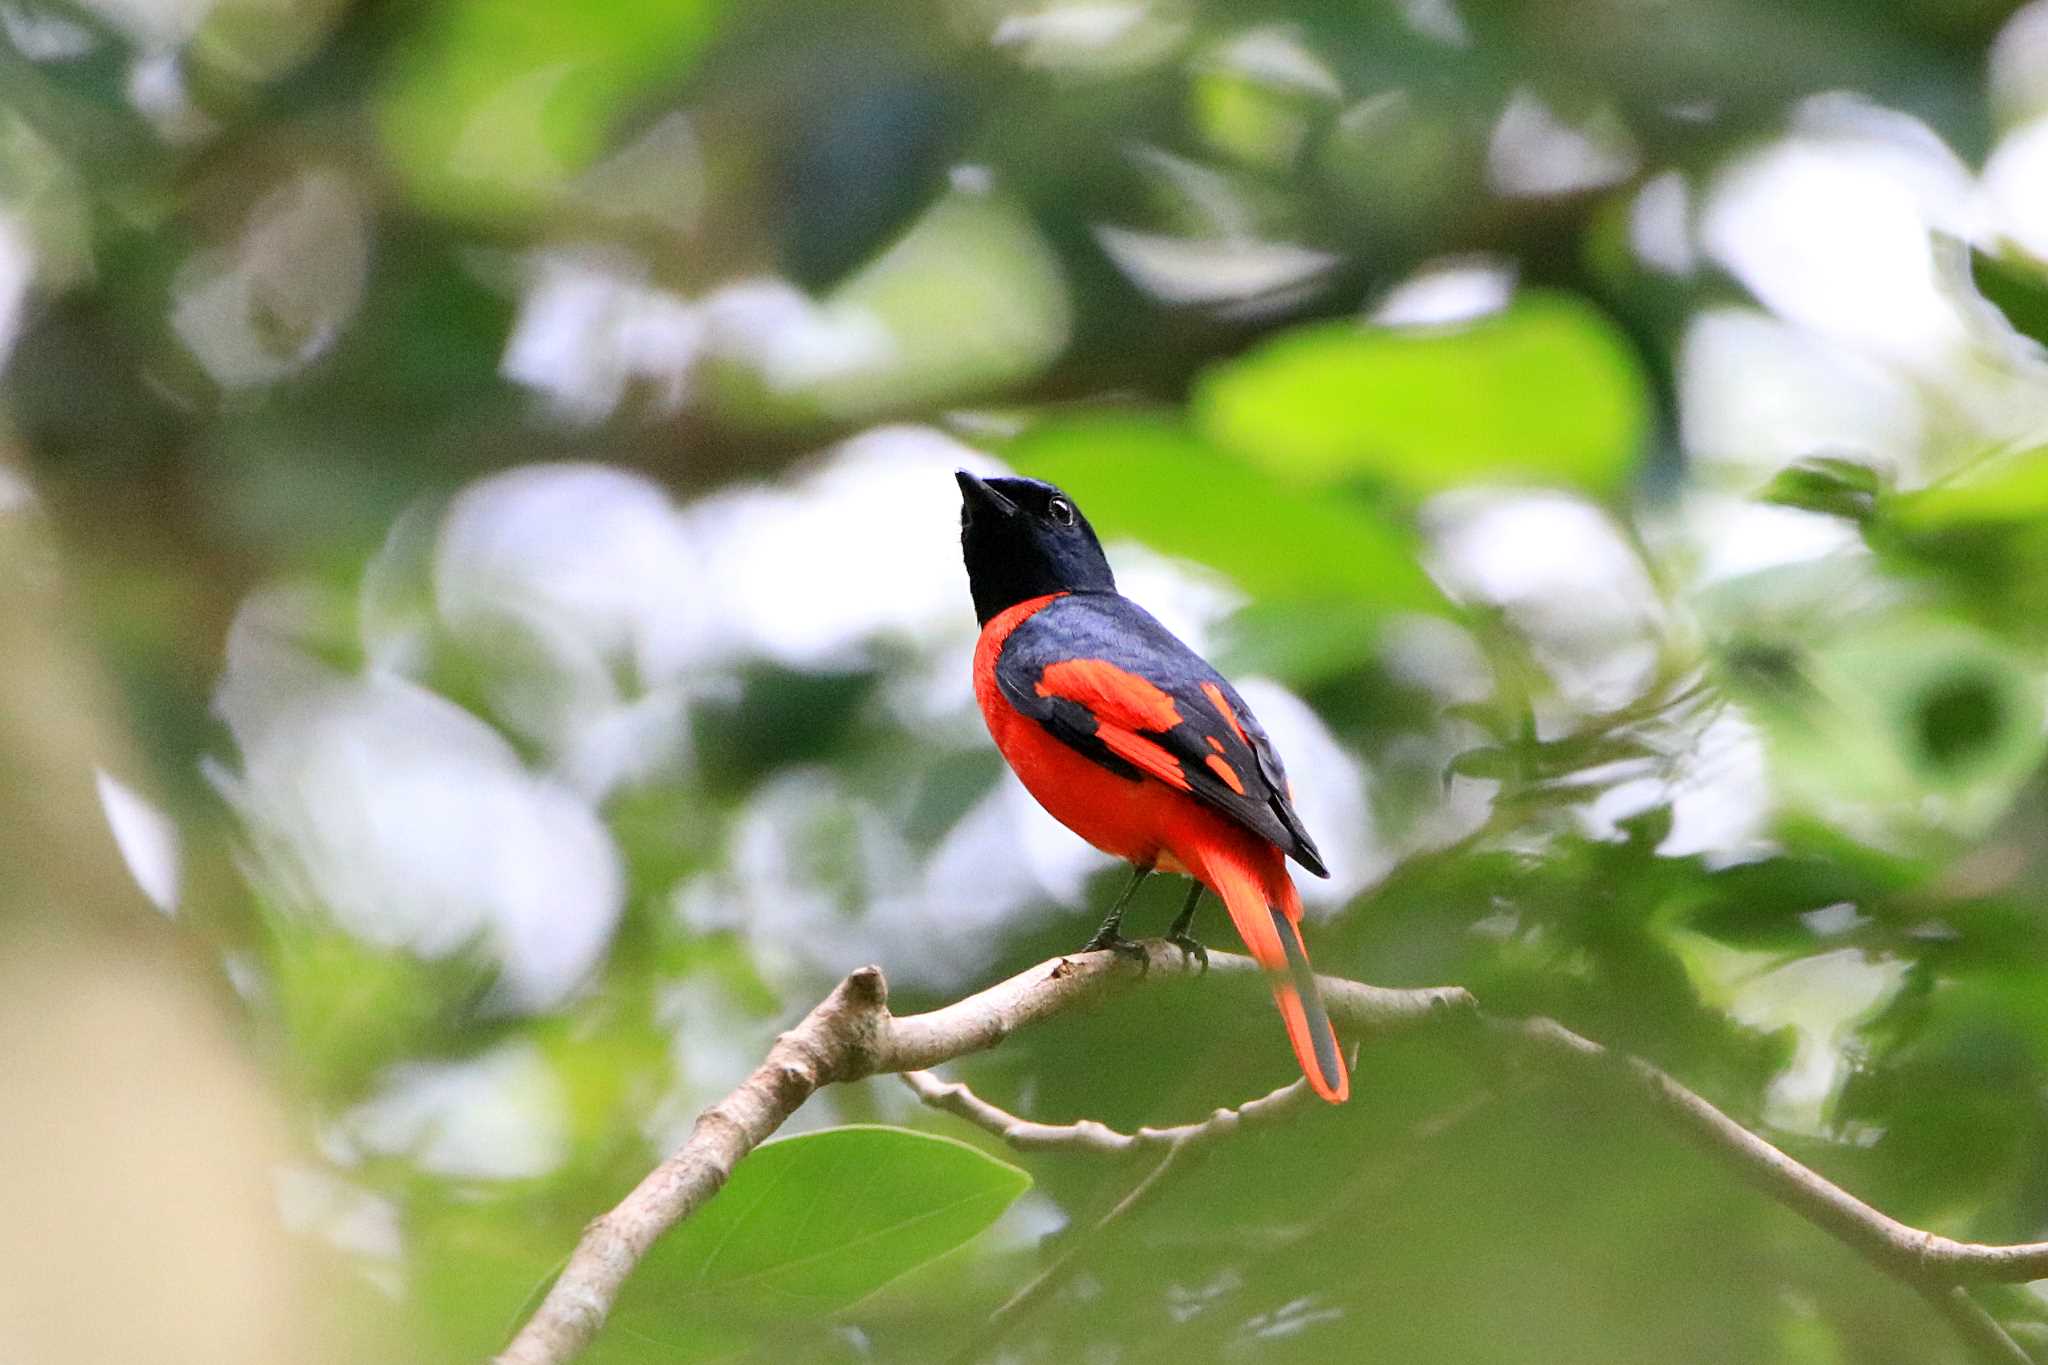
top-left (10, 0), bottom-right (2048, 1360)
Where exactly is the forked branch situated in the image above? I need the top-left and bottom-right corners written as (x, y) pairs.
top-left (495, 941), bottom-right (2048, 1365)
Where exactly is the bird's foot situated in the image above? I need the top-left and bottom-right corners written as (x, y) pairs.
top-left (1080, 929), bottom-right (1150, 970)
top-left (1167, 932), bottom-right (1209, 973)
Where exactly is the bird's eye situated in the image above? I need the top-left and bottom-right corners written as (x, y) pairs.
top-left (1047, 497), bottom-right (1076, 527)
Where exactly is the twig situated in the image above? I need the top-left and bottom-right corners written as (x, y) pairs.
top-left (949, 1141), bottom-right (1195, 1365)
top-left (496, 941), bottom-right (2048, 1365)
top-left (906, 1052), bottom-right (1351, 1362)
top-left (899, 1068), bottom-right (1316, 1153)
top-left (1491, 1017), bottom-right (2048, 1288)
top-left (1920, 1285), bottom-right (2035, 1365)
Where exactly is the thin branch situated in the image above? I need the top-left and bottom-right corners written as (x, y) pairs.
top-left (948, 1141), bottom-right (1196, 1365)
top-left (1490, 1017), bottom-right (2048, 1287)
top-left (1920, 1285), bottom-right (2036, 1365)
top-left (899, 1068), bottom-right (1316, 1153)
top-left (906, 1051), bottom-right (1352, 1363)
top-left (496, 940), bottom-right (2048, 1365)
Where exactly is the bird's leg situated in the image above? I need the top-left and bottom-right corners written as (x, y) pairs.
top-left (1166, 882), bottom-right (1209, 973)
top-left (1080, 864), bottom-right (1152, 963)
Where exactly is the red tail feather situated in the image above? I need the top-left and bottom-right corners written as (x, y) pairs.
top-left (1194, 847), bottom-right (1349, 1104)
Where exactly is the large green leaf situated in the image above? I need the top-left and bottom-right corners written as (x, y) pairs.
top-left (1009, 414), bottom-right (1443, 612)
top-left (603, 1125), bottom-right (1029, 1350)
top-left (1190, 290), bottom-right (1648, 495)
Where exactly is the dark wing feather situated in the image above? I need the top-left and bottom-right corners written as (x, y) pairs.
top-left (995, 593), bottom-right (1327, 876)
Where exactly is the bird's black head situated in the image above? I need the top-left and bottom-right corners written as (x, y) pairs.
top-left (957, 471), bottom-right (1116, 625)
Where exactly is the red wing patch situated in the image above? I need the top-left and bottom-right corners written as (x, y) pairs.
top-left (1205, 753), bottom-right (1247, 795)
top-left (1200, 682), bottom-right (1252, 746)
top-left (1206, 735), bottom-right (1226, 754)
top-left (1037, 659), bottom-right (1182, 732)
top-left (1097, 726), bottom-right (1192, 791)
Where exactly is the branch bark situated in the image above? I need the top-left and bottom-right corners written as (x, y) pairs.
top-left (495, 939), bottom-right (2048, 1365)
top-left (899, 1066), bottom-right (1319, 1153)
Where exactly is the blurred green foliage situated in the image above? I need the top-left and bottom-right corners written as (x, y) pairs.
top-left (1194, 291), bottom-right (1649, 494)
top-left (9, 0), bottom-right (2048, 1362)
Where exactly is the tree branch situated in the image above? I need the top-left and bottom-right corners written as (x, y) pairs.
top-left (1920, 1285), bottom-right (2036, 1365)
top-left (899, 1067), bottom-right (1318, 1153)
top-left (1490, 1016), bottom-right (2048, 1287)
top-left (495, 940), bottom-right (2048, 1365)
top-left (951, 1139), bottom-right (1193, 1365)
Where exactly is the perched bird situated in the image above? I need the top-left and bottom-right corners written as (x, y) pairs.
top-left (957, 471), bottom-right (1348, 1103)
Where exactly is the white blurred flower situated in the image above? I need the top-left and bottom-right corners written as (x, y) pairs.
top-left (1662, 490), bottom-right (1868, 589)
top-left (95, 770), bottom-right (181, 916)
top-left (434, 463), bottom-right (701, 674)
top-left (500, 248), bottom-right (703, 421)
top-left (337, 1040), bottom-right (570, 1179)
top-left (74, 0), bottom-right (208, 50)
top-left (170, 167), bottom-right (367, 386)
top-left (1700, 95), bottom-right (1978, 373)
top-left (676, 769), bottom-right (990, 989)
top-left (1991, 1), bottom-right (2048, 129)
top-left (1719, 947), bottom-right (1909, 1135)
top-left (1628, 171), bottom-right (1696, 276)
top-left (1981, 116), bottom-right (2048, 266)
top-left (1396, 0), bottom-right (1468, 46)
top-left (1677, 307), bottom-right (1924, 486)
top-left (690, 426), bottom-right (999, 671)
top-left (1487, 89), bottom-right (1638, 198)
top-left (0, 211), bottom-right (30, 372)
top-left (214, 600), bottom-right (624, 1011)
top-left (1199, 24), bottom-right (1340, 99)
top-left (1577, 707), bottom-right (1774, 862)
top-left (1, 5), bottom-right (98, 60)
top-left (1663, 708), bottom-right (1774, 861)
top-left (926, 771), bottom-right (1112, 918)
top-left (1094, 227), bottom-right (1338, 310)
top-left (699, 278), bottom-right (896, 395)
top-left (988, 0), bottom-right (1189, 75)
top-left (1372, 256), bottom-right (1515, 327)
top-left (274, 1164), bottom-right (405, 1297)
top-left (1380, 614), bottom-right (1492, 706)
top-left (127, 49), bottom-right (216, 143)
top-left (1425, 490), bottom-right (1663, 722)
top-left (433, 463), bottom-right (700, 796)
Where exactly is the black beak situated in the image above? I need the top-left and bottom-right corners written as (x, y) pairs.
top-left (956, 469), bottom-right (1018, 520)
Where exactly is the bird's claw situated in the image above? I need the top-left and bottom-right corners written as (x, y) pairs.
top-left (1167, 933), bottom-right (1209, 973)
top-left (1082, 931), bottom-right (1151, 971)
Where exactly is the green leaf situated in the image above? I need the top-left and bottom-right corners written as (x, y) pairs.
top-left (1968, 244), bottom-right (2048, 350)
top-left (1758, 455), bottom-right (1883, 521)
top-left (1888, 445), bottom-right (2048, 529)
top-left (1009, 414), bottom-right (1443, 612)
top-left (1190, 290), bottom-right (1648, 495)
top-left (1874, 448), bottom-right (2048, 635)
top-left (378, 0), bottom-right (724, 218)
top-left (608, 1125), bottom-right (1029, 1343)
